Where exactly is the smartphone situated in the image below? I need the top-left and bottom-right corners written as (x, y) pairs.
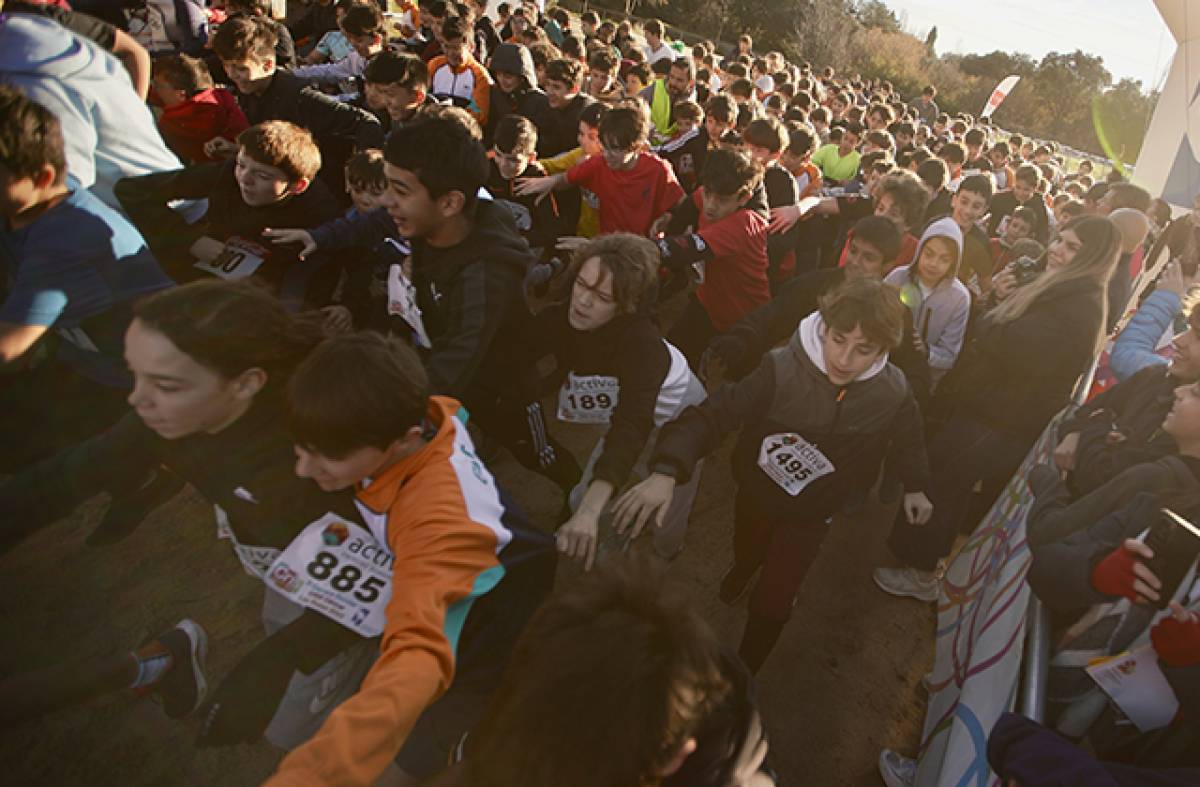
top-left (1143, 509), bottom-right (1200, 609)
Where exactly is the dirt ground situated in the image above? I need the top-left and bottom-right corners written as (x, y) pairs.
top-left (0, 414), bottom-right (934, 786)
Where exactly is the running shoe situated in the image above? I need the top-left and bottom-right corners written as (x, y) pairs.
top-left (154, 619), bottom-right (209, 719)
top-left (878, 748), bottom-right (917, 787)
top-left (873, 566), bottom-right (940, 603)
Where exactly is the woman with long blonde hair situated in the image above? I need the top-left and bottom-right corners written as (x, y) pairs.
top-left (877, 214), bottom-right (1122, 600)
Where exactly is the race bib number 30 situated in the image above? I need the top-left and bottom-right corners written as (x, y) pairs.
top-left (266, 513), bottom-right (393, 637)
top-left (195, 237), bottom-right (267, 281)
top-left (757, 433), bottom-right (835, 496)
top-left (557, 373), bottom-right (620, 424)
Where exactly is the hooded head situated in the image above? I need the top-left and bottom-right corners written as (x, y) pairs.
top-left (910, 215), bottom-right (963, 287)
top-left (491, 43), bottom-right (538, 94)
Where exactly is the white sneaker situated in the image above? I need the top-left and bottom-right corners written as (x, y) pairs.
top-left (878, 748), bottom-right (917, 787)
top-left (873, 566), bottom-right (940, 602)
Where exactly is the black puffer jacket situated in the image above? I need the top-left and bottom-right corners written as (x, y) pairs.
top-left (941, 276), bottom-right (1107, 442)
top-left (1059, 364), bottom-right (1180, 496)
top-left (652, 316), bottom-right (929, 521)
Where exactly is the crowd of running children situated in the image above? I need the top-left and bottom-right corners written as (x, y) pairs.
top-left (0, 0), bottom-right (1197, 784)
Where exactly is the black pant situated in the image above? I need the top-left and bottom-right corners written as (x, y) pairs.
top-left (668, 296), bottom-right (717, 375)
top-left (887, 412), bottom-right (1031, 572)
top-left (470, 392), bottom-right (582, 495)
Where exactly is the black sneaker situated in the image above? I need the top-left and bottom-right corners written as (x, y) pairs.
top-left (154, 619), bottom-right (209, 719)
top-left (718, 564), bottom-right (755, 605)
top-left (88, 469), bottom-right (184, 546)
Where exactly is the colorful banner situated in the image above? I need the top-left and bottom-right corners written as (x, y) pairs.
top-left (914, 411), bottom-right (1066, 787)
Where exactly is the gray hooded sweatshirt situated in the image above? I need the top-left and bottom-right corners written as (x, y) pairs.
top-left (886, 215), bottom-right (971, 385)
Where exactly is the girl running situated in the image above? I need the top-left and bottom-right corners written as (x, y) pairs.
top-left (0, 280), bottom-right (376, 749)
top-left (532, 233), bottom-right (707, 568)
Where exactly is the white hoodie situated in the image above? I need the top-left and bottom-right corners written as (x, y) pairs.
top-left (0, 14), bottom-right (182, 210)
top-left (797, 311), bottom-right (890, 382)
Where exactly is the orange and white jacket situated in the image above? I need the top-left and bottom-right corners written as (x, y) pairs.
top-left (266, 396), bottom-right (550, 786)
top-left (791, 161), bottom-right (823, 200)
top-left (427, 54), bottom-right (493, 128)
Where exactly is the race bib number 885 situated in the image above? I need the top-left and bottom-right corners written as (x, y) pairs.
top-left (266, 513), bottom-right (393, 636)
top-left (757, 432), bottom-right (835, 496)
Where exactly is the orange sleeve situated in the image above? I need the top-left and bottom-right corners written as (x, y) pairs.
top-left (800, 163), bottom-right (822, 199)
top-left (265, 480), bottom-right (500, 786)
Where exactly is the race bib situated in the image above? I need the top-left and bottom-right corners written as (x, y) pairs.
top-left (757, 433), bottom-right (835, 496)
top-left (265, 513), bottom-right (393, 637)
top-left (215, 505), bottom-right (281, 578)
top-left (557, 373), bottom-right (619, 424)
top-left (387, 262), bottom-right (432, 349)
top-left (195, 237), bottom-right (267, 280)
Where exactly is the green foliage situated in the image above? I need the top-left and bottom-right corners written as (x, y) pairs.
top-left (852, 0), bottom-right (901, 33)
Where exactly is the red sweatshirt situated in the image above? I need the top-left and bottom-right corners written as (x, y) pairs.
top-left (158, 87), bottom-right (249, 164)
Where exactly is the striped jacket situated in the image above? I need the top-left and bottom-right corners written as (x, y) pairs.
top-left (428, 54), bottom-right (493, 127)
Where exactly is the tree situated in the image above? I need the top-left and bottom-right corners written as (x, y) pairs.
top-left (924, 25), bottom-right (937, 55)
top-left (853, 0), bottom-right (900, 33)
top-left (1033, 50), bottom-right (1112, 142)
top-left (958, 51), bottom-right (1037, 82)
top-left (1093, 78), bottom-right (1159, 163)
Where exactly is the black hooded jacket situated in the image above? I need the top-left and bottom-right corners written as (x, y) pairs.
top-left (410, 199), bottom-right (537, 406)
top-left (485, 43), bottom-right (552, 144)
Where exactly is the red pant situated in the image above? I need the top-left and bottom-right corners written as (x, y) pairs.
top-left (734, 492), bottom-right (831, 623)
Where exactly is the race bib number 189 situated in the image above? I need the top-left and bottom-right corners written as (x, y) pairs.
top-left (557, 373), bottom-right (619, 424)
top-left (757, 432), bottom-right (835, 496)
top-left (266, 513), bottom-right (393, 637)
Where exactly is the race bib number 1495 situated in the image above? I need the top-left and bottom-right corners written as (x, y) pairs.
top-left (757, 432), bottom-right (835, 496)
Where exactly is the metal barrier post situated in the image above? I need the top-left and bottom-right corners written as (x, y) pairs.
top-left (1019, 595), bottom-right (1051, 722)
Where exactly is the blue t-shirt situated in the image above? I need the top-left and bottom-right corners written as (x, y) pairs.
top-left (0, 183), bottom-right (173, 386)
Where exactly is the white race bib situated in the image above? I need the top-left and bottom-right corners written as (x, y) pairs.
top-left (265, 512), bottom-right (393, 637)
top-left (215, 505), bottom-right (282, 578)
top-left (557, 373), bottom-right (619, 424)
top-left (387, 262), bottom-right (432, 349)
top-left (195, 237), bottom-right (267, 280)
top-left (757, 433), bottom-right (835, 496)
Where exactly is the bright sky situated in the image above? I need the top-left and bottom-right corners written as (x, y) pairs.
top-left (879, 0), bottom-right (1175, 92)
